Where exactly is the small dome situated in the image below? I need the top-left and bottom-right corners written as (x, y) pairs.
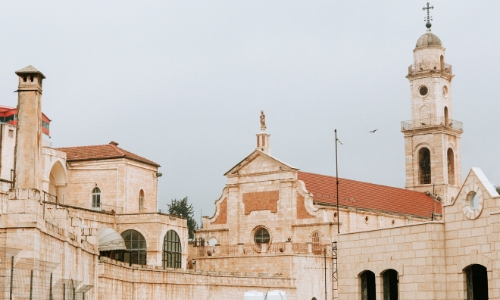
top-left (416, 32), bottom-right (442, 48)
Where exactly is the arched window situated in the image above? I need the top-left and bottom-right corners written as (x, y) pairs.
top-left (121, 230), bottom-right (147, 265)
top-left (360, 270), bottom-right (376, 300)
top-left (444, 106), bottom-right (449, 125)
top-left (465, 264), bottom-right (488, 299)
top-left (92, 187), bottom-right (101, 210)
top-left (418, 148), bottom-right (431, 184)
top-left (383, 269), bottom-right (399, 300)
top-left (139, 190), bottom-right (144, 211)
top-left (312, 231), bottom-right (321, 254)
top-left (447, 148), bottom-right (455, 185)
top-left (440, 55), bottom-right (444, 70)
top-left (163, 230), bottom-right (182, 268)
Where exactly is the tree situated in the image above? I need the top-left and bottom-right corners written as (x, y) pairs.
top-left (167, 197), bottom-right (198, 239)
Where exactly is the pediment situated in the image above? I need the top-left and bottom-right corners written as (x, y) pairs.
top-left (456, 167), bottom-right (499, 219)
top-left (224, 150), bottom-right (298, 177)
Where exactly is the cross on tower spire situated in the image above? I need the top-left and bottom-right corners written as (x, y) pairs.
top-left (423, 2), bottom-right (434, 30)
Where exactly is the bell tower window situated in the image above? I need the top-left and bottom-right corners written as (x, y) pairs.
top-left (418, 148), bottom-right (431, 184)
top-left (447, 148), bottom-right (455, 185)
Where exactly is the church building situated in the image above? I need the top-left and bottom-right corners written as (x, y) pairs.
top-left (0, 4), bottom-right (498, 299)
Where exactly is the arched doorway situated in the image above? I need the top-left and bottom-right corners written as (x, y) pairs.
top-left (120, 229), bottom-right (147, 265)
top-left (360, 270), bottom-right (376, 300)
top-left (382, 269), bottom-right (399, 300)
top-left (418, 147), bottom-right (431, 184)
top-left (163, 230), bottom-right (182, 268)
top-left (465, 264), bottom-right (488, 299)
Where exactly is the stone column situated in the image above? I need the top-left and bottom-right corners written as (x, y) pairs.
top-left (13, 66), bottom-right (45, 191)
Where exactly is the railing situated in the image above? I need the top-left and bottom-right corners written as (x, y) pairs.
top-left (401, 117), bottom-right (463, 131)
top-left (193, 242), bottom-right (323, 257)
top-left (292, 243), bottom-right (308, 254)
top-left (408, 63), bottom-right (452, 75)
top-left (267, 242), bottom-right (286, 254)
top-left (218, 245), bottom-right (238, 256)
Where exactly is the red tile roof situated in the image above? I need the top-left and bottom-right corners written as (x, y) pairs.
top-left (57, 142), bottom-right (160, 167)
top-left (298, 171), bottom-right (441, 219)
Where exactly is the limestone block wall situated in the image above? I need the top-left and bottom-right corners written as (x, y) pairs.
top-left (191, 253), bottom-right (332, 300)
top-left (338, 222), bottom-right (446, 300)
top-left (443, 169), bottom-right (500, 299)
top-left (97, 258), bottom-right (297, 300)
top-left (62, 159), bottom-right (158, 213)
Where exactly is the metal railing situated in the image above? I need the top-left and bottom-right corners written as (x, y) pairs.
top-left (401, 117), bottom-right (463, 131)
top-left (408, 63), bottom-right (452, 75)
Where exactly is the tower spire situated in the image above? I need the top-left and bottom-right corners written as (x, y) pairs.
top-left (423, 2), bottom-right (434, 31)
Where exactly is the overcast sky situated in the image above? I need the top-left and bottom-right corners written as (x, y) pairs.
top-left (1, 1), bottom-right (499, 219)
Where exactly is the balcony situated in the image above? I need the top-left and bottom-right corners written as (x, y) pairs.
top-left (408, 63), bottom-right (452, 75)
top-left (401, 117), bottom-right (463, 131)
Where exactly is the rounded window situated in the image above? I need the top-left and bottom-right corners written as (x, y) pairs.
top-left (443, 85), bottom-right (448, 97)
top-left (467, 191), bottom-right (479, 211)
top-left (254, 227), bottom-right (270, 245)
top-left (419, 85), bottom-right (429, 96)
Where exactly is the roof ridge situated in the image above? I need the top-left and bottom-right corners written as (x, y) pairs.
top-left (110, 144), bottom-right (125, 156)
top-left (298, 171), bottom-right (427, 195)
top-left (56, 144), bottom-right (113, 150)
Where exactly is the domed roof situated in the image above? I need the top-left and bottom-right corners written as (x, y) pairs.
top-left (415, 32), bottom-right (442, 48)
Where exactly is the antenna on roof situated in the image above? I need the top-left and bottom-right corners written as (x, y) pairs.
top-left (335, 129), bottom-right (340, 234)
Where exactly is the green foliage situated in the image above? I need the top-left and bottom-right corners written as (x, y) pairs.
top-left (167, 197), bottom-right (198, 239)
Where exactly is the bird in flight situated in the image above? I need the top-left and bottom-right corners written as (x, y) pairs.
top-left (369, 129), bottom-right (378, 133)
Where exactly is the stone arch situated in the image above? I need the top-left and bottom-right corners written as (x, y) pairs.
top-left (49, 161), bottom-right (67, 199)
top-left (457, 253), bottom-right (493, 273)
top-left (440, 55), bottom-right (445, 70)
top-left (376, 259), bottom-right (404, 276)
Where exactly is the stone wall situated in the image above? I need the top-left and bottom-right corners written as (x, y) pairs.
top-left (338, 222), bottom-right (446, 299)
top-left (98, 257), bottom-right (297, 300)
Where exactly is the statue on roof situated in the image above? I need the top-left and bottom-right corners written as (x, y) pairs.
top-left (260, 110), bottom-right (266, 130)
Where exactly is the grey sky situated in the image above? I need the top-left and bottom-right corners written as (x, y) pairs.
top-left (1, 1), bottom-right (499, 218)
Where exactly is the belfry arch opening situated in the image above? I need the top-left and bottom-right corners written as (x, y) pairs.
top-left (440, 55), bottom-right (444, 70)
top-left (418, 147), bottom-right (431, 184)
top-left (447, 148), bottom-right (455, 185)
top-left (465, 264), bottom-right (488, 299)
top-left (444, 106), bottom-right (449, 126)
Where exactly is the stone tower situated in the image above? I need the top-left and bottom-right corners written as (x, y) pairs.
top-left (14, 65), bottom-right (45, 191)
top-left (402, 22), bottom-right (463, 204)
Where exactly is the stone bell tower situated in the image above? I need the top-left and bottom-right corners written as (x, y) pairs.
top-left (14, 65), bottom-right (45, 191)
top-left (401, 5), bottom-right (462, 204)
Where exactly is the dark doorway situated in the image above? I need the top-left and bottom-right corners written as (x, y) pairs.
top-left (360, 271), bottom-right (376, 300)
top-left (383, 269), bottom-right (398, 300)
top-left (466, 264), bottom-right (488, 300)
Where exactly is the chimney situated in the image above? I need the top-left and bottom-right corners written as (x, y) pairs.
top-left (13, 65), bottom-right (45, 190)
